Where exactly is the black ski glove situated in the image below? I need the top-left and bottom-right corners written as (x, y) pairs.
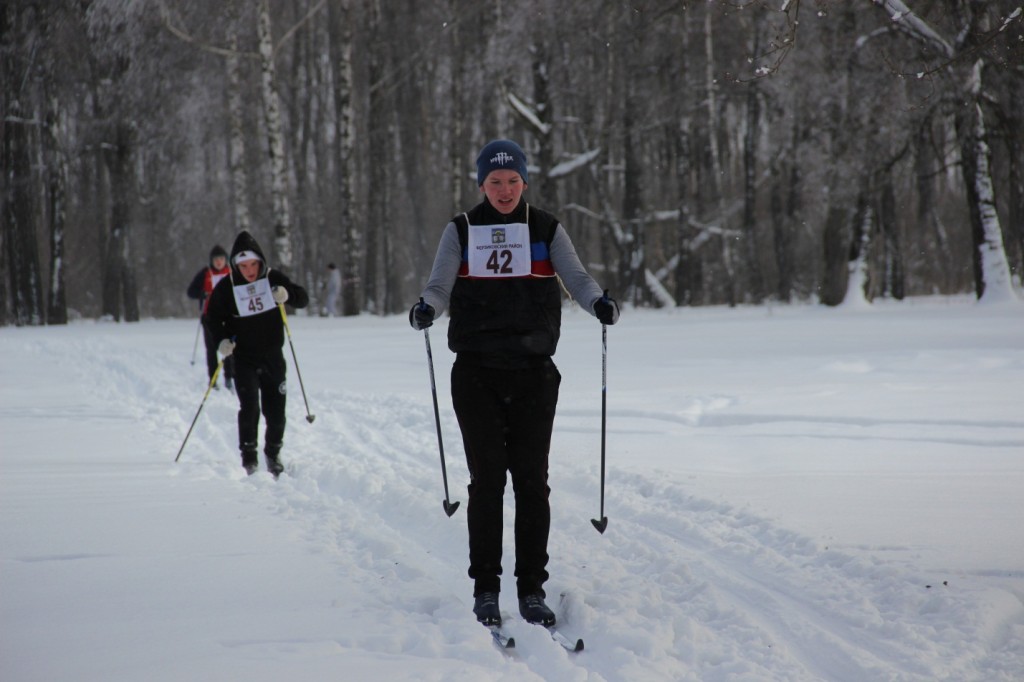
top-left (409, 299), bottom-right (435, 330)
top-left (593, 292), bottom-right (620, 326)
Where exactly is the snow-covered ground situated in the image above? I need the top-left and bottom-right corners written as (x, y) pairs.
top-left (2, 297), bottom-right (1023, 681)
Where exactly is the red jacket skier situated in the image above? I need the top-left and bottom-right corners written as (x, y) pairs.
top-left (186, 245), bottom-right (234, 390)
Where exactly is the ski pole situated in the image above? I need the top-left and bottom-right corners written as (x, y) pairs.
top-left (591, 322), bottom-right (609, 534)
top-left (175, 360), bottom-right (223, 462)
top-left (279, 303), bottom-right (316, 423)
top-left (422, 314), bottom-right (459, 517)
top-left (190, 316), bottom-right (203, 365)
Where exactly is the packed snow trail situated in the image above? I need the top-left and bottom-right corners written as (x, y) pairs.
top-left (2, 303), bottom-right (1023, 681)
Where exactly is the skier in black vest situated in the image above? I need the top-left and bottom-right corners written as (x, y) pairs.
top-left (206, 231), bottom-right (309, 476)
top-left (409, 139), bottom-right (620, 628)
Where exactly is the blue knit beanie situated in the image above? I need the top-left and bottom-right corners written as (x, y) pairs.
top-left (476, 139), bottom-right (529, 186)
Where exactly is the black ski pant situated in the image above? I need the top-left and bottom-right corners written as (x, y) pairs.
top-left (451, 357), bottom-right (561, 599)
top-left (233, 352), bottom-right (287, 462)
top-left (201, 316), bottom-right (234, 383)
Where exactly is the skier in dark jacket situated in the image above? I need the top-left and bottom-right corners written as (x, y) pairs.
top-left (186, 245), bottom-right (235, 390)
top-left (409, 139), bottom-right (620, 628)
top-left (206, 231), bottom-right (309, 476)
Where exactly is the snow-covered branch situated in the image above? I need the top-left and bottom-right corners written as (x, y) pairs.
top-left (158, 2), bottom-right (256, 59)
top-left (872, 0), bottom-right (954, 58)
top-left (644, 269), bottom-right (677, 308)
top-left (506, 92), bottom-right (551, 136)
top-left (548, 149), bottom-right (601, 179)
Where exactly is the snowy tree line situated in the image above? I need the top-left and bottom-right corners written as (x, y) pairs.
top-left (2, 0), bottom-right (1022, 325)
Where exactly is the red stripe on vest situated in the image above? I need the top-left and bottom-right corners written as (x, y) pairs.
top-left (532, 260), bottom-right (555, 277)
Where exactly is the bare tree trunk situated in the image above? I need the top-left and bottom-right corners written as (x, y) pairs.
top-left (364, 0), bottom-right (386, 314)
top-left (821, 204), bottom-right (852, 306)
top-left (671, 10), bottom-right (698, 307)
top-left (447, 0), bottom-right (466, 215)
top-left (957, 92), bottom-right (1015, 301)
top-left (2, 3), bottom-right (45, 326)
top-left (257, 0), bottom-right (293, 270)
top-left (675, 118), bottom-right (699, 307)
top-left (595, 0), bottom-right (624, 296)
top-left (742, 73), bottom-right (764, 303)
top-left (101, 122), bottom-right (139, 322)
top-left (287, 11), bottom-right (314, 286)
top-left (877, 168), bottom-right (904, 299)
top-left (819, 4), bottom-right (857, 306)
top-left (37, 6), bottom-right (68, 325)
top-left (952, 8), bottom-right (1015, 301)
top-left (620, 7), bottom-right (648, 306)
top-left (843, 188), bottom-right (873, 306)
top-left (783, 113), bottom-right (802, 300)
top-left (46, 93), bottom-right (68, 325)
top-left (226, 2), bottom-right (252, 235)
top-left (392, 0), bottom-right (430, 299)
top-left (770, 109), bottom-right (801, 303)
top-left (308, 33), bottom-right (333, 310)
top-left (622, 102), bottom-right (645, 306)
top-left (995, 77), bottom-right (1023, 279)
top-left (703, 9), bottom-right (734, 306)
top-left (327, 0), bottom-right (360, 316)
top-left (769, 158), bottom-right (790, 302)
top-left (2, 99), bottom-right (45, 326)
top-left (382, 115), bottom-right (402, 314)
top-left (915, 120), bottom-right (951, 292)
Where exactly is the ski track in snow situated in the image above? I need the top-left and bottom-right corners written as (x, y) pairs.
top-left (5, 310), bottom-right (1024, 681)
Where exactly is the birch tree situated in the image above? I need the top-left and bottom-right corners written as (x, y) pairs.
top-left (45, 91), bottom-right (69, 325)
top-left (226, 0), bottom-right (252, 235)
top-left (364, 0), bottom-right (386, 314)
top-left (326, 0), bottom-right (359, 316)
top-left (843, 188), bottom-right (874, 307)
top-left (869, 0), bottom-right (1017, 301)
top-left (257, 0), bottom-right (293, 270)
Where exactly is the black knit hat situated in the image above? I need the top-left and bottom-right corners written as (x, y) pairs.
top-left (476, 139), bottom-right (529, 186)
top-left (209, 244), bottom-right (228, 265)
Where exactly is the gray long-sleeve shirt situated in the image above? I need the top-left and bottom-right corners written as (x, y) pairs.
top-left (419, 220), bottom-right (605, 318)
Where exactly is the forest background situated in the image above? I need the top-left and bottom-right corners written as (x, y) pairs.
top-left (2, 0), bottom-right (1022, 325)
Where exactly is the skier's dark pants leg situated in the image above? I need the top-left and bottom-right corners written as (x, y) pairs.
top-left (234, 354), bottom-right (287, 454)
top-left (259, 355), bottom-right (287, 449)
top-left (508, 363), bottom-right (559, 598)
top-left (452, 359), bottom-right (560, 599)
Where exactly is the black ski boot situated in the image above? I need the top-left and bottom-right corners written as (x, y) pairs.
top-left (518, 593), bottom-right (556, 627)
top-left (240, 443), bottom-right (259, 475)
top-left (265, 443), bottom-right (284, 479)
top-left (473, 592), bottom-right (501, 626)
